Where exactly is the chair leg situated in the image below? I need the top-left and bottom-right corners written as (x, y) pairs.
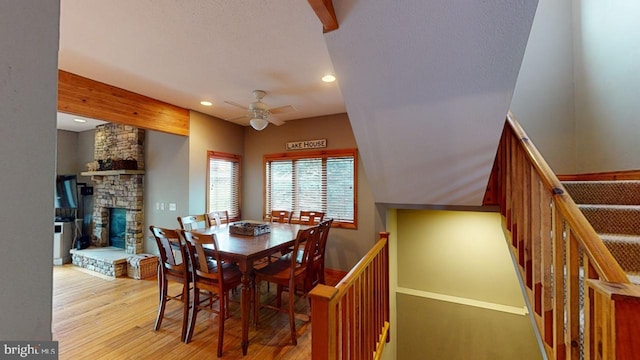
top-left (185, 287), bottom-right (199, 343)
top-left (276, 284), bottom-right (283, 308)
top-left (180, 283), bottom-right (190, 342)
top-left (288, 282), bottom-right (297, 346)
top-left (218, 291), bottom-right (225, 357)
top-left (154, 272), bottom-right (167, 331)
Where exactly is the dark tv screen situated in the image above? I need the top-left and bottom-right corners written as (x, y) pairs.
top-left (55, 175), bottom-right (78, 209)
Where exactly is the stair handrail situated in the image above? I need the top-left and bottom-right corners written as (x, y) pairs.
top-left (309, 232), bottom-right (390, 360)
top-left (487, 111), bottom-right (628, 283)
top-left (483, 111), bottom-right (640, 359)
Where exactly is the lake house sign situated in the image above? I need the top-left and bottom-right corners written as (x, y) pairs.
top-left (286, 138), bottom-right (327, 151)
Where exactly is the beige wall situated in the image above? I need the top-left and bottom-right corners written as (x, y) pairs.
top-left (243, 113), bottom-right (377, 271)
top-left (188, 110), bottom-right (245, 215)
top-left (398, 210), bottom-right (525, 306)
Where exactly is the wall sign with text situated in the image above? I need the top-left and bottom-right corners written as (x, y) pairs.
top-left (286, 139), bottom-right (327, 151)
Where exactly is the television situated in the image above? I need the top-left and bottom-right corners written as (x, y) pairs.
top-left (55, 174), bottom-right (78, 209)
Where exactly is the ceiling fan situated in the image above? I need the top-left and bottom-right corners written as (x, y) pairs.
top-left (225, 90), bottom-right (296, 131)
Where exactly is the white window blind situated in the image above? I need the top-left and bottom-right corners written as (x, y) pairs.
top-left (265, 149), bottom-right (357, 228)
top-left (208, 151), bottom-right (241, 221)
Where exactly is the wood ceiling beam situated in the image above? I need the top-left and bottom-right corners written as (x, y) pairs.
top-left (308, 0), bottom-right (339, 33)
top-left (58, 70), bottom-right (189, 136)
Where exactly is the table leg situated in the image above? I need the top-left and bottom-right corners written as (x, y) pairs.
top-left (240, 268), bottom-right (251, 355)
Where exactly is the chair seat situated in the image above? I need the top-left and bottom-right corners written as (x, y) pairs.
top-left (256, 255), bottom-right (306, 281)
top-left (198, 261), bottom-right (242, 286)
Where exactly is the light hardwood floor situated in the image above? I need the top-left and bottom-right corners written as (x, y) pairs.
top-left (52, 265), bottom-right (342, 359)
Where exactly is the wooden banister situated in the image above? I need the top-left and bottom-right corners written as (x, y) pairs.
top-left (310, 232), bottom-right (390, 359)
top-left (484, 111), bottom-right (640, 359)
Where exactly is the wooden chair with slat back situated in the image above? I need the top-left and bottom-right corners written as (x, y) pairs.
top-left (298, 210), bottom-right (325, 225)
top-left (253, 225), bottom-right (321, 346)
top-left (270, 210), bottom-right (292, 223)
top-left (289, 218), bottom-right (334, 295)
top-left (310, 218), bottom-right (333, 286)
top-left (180, 230), bottom-right (242, 357)
top-left (206, 210), bottom-right (229, 227)
top-left (177, 214), bottom-right (208, 230)
top-left (149, 226), bottom-right (191, 342)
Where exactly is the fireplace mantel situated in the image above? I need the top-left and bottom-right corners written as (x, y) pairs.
top-left (81, 170), bottom-right (145, 177)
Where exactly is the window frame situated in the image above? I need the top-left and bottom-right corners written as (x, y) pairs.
top-left (206, 151), bottom-right (242, 222)
top-left (263, 148), bottom-right (358, 229)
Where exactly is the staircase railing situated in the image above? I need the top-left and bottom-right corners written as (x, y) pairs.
top-left (309, 232), bottom-right (390, 360)
top-left (483, 111), bottom-right (640, 359)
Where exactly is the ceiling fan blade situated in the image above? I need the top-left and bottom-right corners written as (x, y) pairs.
top-left (268, 105), bottom-right (296, 115)
top-left (267, 117), bottom-right (285, 126)
top-left (224, 100), bottom-right (249, 110)
top-left (225, 114), bottom-right (250, 121)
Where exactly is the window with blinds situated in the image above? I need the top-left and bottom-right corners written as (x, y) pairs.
top-left (265, 148), bottom-right (357, 229)
top-left (207, 151), bottom-right (241, 221)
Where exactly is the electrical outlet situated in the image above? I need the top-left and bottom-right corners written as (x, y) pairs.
top-left (160, 202), bottom-right (165, 211)
top-left (169, 203), bottom-right (177, 211)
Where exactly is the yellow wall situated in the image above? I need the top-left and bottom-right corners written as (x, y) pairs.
top-left (394, 209), bottom-right (542, 359)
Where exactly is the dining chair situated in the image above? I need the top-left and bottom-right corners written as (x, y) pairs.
top-left (149, 226), bottom-right (191, 342)
top-left (177, 214), bottom-right (208, 230)
top-left (269, 210), bottom-right (292, 223)
top-left (289, 218), bottom-right (334, 296)
top-left (298, 210), bottom-right (325, 225)
top-left (253, 225), bottom-right (321, 346)
top-left (206, 210), bottom-right (229, 227)
top-left (180, 230), bottom-right (242, 357)
top-left (310, 218), bottom-right (333, 287)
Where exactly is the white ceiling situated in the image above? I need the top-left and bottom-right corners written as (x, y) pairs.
top-left (58, 0), bottom-right (345, 129)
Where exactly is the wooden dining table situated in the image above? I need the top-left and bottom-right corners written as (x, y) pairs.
top-left (195, 221), bottom-right (309, 356)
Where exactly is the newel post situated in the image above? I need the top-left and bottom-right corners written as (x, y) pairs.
top-left (309, 284), bottom-right (339, 360)
top-left (587, 280), bottom-right (640, 360)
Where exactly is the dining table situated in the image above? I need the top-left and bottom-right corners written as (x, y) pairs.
top-left (195, 220), bottom-right (310, 356)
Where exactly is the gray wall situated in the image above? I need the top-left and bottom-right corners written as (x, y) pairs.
top-left (512, 0), bottom-right (640, 174)
top-left (573, 1), bottom-right (640, 172)
top-left (143, 130), bottom-right (190, 253)
top-left (243, 113), bottom-right (377, 271)
top-left (0, 1), bottom-right (59, 340)
top-left (56, 130), bottom-right (80, 174)
top-left (510, 0), bottom-right (576, 174)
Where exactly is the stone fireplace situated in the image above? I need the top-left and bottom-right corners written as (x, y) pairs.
top-left (88, 124), bottom-right (145, 254)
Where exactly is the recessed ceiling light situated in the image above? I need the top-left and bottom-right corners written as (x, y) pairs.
top-left (322, 74), bottom-right (336, 83)
top-left (73, 118), bottom-right (87, 123)
top-left (200, 100), bottom-right (213, 106)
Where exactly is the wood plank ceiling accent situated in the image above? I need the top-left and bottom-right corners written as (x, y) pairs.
top-left (307, 0), bottom-right (339, 32)
top-left (58, 70), bottom-right (189, 136)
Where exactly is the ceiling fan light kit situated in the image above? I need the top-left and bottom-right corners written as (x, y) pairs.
top-left (224, 89), bottom-right (296, 131)
top-left (250, 118), bottom-right (269, 131)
